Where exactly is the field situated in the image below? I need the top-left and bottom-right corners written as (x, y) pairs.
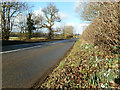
top-left (2, 37), bottom-right (66, 46)
top-left (9, 37), bottom-right (47, 41)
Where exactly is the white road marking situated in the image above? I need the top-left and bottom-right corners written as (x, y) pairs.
top-left (51, 43), bottom-right (56, 44)
top-left (51, 42), bottom-right (62, 45)
top-left (0, 45), bottom-right (41, 54)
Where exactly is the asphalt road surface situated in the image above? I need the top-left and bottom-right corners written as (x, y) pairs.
top-left (2, 39), bottom-right (77, 88)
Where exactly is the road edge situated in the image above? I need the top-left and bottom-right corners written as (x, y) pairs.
top-left (31, 40), bottom-right (77, 89)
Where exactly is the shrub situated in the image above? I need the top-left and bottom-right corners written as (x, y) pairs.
top-left (81, 2), bottom-right (120, 52)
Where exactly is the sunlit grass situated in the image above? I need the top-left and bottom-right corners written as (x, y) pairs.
top-left (9, 37), bottom-right (20, 40)
top-left (9, 37), bottom-right (64, 41)
top-left (9, 37), bottom-right (47, 41)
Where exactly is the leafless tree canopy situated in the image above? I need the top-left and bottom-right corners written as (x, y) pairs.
top-left (0, 0), bottom-right (27, 40)
top-left (80, 2), bottom-right (120, 52)
top-left (76, 2), bottom-right (112, 21)
top-left (36, 3), bottom-right (61, 39)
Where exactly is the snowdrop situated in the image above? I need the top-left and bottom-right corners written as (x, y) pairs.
top-left (94, 46), bottom-right (97, 49)
top-left (106, 58), bottom-right (108, 61)
top-left (85, 46), bottom-right (88, 49)
top-left (104, 73), bottom-right (107, 76)
top-left (104, 73), bottom-right (109, 77)
top-left (96, 56), bottom-right (98, 61)
top-left (106, 83), bottom-right (108, 86)
top-left (106, 73), bottom-right (109, 77)
top-left (101, 84), bottom-right (105, 88)
top-left (108, 69), bottom-right (111, 73)
top-left (117, 70), bottom-right (119, 72)
top-left (95, 63), bottom-right (97, 66)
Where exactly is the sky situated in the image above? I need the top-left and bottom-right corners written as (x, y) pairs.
top-left (27, 2), bottom-right (90, 34)
top-left (12, 1), bottom-right (90, 34)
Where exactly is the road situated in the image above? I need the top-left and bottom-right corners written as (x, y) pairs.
top-left (2, 39), bottom-right (77, 88)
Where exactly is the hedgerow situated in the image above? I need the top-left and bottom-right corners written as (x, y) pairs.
top-left (81, 2), bottom-right (120, 53)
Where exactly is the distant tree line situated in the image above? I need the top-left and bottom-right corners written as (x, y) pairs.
top-left (0, 1), bottom-right (65, 40)
top-left (0, 1), bottom-right (75, 41)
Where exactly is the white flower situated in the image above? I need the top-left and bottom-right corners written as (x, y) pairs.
top-left (104, 73), bottom-right (106, 76)
top-left (117, 70), bottom-right (119, 72)
top-left (95, 63), bottom-right (97, 66)
top-left (106, 83), bottom-right (108, 86)
top-left (85, 46), bottom-right (88, 49)
top-left (108, 69), bottom-right (111, 73)
top-left (101, 84), bottom-right (105, 88)
top-left (96, 56), bottom-right (98, 61)
top-left (106, 58), bottom-right (108, 61)
top-left (107, 73), bottom-right (109, 77)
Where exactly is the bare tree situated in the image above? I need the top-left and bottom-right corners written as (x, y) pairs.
top-left (80, 2), bottom-right (120, 52)
top-left (14, 13), bottom-right (26, 40)
top-left (0, 0), bottom-right (27, 40)
top-left (75, 2), bottom-right (108, 21)
top-left (38, 3), bottom-right (61, 39)
top-left (64, 25), bottom-right (73, 39)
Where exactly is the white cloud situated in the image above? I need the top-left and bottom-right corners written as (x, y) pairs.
top-left (74, 23), bottom-right (90, 34)
top-left (33, 8), bottom-right (68, 19)
top-left (33, 7), bottom-right (43, 16)
top-left (79, 23), bottom-right (89, 27)
top-left (58, 12), bottom-right (69, 19)
top-left (63, 22), bottom-right (90, 34)
top-left (65, 23), bottom-right (75, 26)
top-left (14, 13), bottom-right (27, 23)
top-left (74, 1), bottom-right (81, 9)
top-left (53, 22), bottom-right (90, 34)
top-left (74, 1), bottom-right (86, 13)
top-left (53, 23), bottom-right (61, 28)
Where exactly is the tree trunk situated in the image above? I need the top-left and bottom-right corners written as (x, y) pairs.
top-left (1, 2), bottom-right (10, 41)
top-left (48, 27), bottom-right (54, 39)
top-left (2, 2), bottom-right (6, 40)
top-left (6, 5), bottom-right (10, 41)
top-left (28, 29), bottom-right (32, 40)
top-left (1, 6), bottom-right (3, 39)
top-left (48, 31), bottom-right (52, 39)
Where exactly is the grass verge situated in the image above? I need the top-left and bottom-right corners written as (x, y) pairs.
top-left (39, 39), bottom-right (120, 89)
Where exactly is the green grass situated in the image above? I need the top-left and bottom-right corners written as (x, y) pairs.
top-left (9, 37), bottom-right (20, 40)
top-left (9, 37), bottom-right (47, 41)
top-left (39, 39), bottom-right (120, 89)
top-left (9, 37), bottom-right (66, 41)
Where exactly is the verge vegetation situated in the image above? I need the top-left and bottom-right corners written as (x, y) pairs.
top-left (40, 39), bottom-right (119, 89)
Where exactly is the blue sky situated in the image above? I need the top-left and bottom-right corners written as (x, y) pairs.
top-left (27, 2), bottom-right (90, 34)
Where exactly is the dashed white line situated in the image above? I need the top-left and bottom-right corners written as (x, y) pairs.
top-left (0, 45), bottom-right (41, 54)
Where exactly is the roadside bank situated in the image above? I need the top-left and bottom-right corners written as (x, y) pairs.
top-left (37, 39), bottom-right (119, 89)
